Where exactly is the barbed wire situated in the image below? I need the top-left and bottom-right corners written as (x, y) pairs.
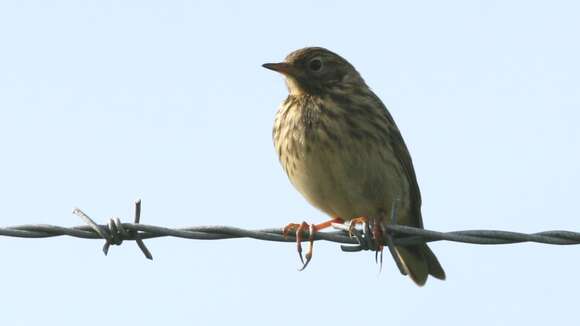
top-left (1, 200), bottom-right (579, 263)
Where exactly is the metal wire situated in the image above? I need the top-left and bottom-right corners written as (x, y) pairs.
top-left (0, 200), bottom-right (579, 260)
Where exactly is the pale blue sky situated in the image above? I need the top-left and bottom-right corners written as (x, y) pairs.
top-left (1, 1), bottom-right (579, 325)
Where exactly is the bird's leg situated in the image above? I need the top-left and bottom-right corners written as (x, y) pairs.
top-left (283, 217), bottom-right (344, 270)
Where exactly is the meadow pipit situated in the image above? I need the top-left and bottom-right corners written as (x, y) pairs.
top-left (263, 47), bottom-right (445, 285)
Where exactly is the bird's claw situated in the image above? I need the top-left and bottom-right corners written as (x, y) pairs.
top-left (371, 222), bottom-right (385, 269)
top-left (283, 221), bottom-right (314, 271)
top-left (343, 217), bottom-right (385, 270)
top-left (284, 218), bottom-right (343, 270)
top-left (346, 216), bottom-right (368, 237)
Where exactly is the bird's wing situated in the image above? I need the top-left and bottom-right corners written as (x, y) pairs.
top-left (329, 88), bottom-right (424, 228)
top-left (377, 99), bottom-right (424, 228)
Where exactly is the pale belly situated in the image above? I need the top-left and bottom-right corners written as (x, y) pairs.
top-left (285, 141), bottom-right (410, 222)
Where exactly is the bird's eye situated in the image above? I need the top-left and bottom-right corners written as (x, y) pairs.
top-left (308, 58), bottom-right (323, 72)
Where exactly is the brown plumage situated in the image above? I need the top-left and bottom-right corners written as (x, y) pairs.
top-left (263, 47), bottom-right (445, 285)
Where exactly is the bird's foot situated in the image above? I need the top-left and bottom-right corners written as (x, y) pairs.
top-left (283, 217), bottom-right (344, 271)
top-left (283, 221), bottom-right (313, 270)
top-left (346, 216), bottom-right (369, 237)
top-left (346, 217), bottom-right (384, 249)
top-left (345, 217), bottom-right (385, 266)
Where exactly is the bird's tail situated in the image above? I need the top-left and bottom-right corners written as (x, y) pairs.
top-left (396, 244), bottom-right (446, 286)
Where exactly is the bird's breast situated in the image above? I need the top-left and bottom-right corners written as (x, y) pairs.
top-left (273, 95), bottom-right (410, 220)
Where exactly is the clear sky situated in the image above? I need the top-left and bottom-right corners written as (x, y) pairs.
top-left (0, 1), bottom-right (579, 325)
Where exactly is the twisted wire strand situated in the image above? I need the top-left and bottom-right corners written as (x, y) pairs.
top-left (2, 223), bottom-right (580, 244)
top-left (0, 200), bottom-right (579, 260)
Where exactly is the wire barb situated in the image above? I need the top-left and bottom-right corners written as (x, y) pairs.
top-left (72, 200), bottom-right (152, 260)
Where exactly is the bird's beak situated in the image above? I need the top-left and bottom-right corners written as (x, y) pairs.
top-left (262, 62), bottom-right (295, 76)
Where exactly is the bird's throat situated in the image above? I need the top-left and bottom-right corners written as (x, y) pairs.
top-left (285, 77), bottom-right (307, 96)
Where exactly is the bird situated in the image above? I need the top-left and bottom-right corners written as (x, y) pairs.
top-left (262, 47), bottom-right (445, 285)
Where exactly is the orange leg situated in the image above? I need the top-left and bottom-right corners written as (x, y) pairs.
top-left (283, 217), bottom-right (344, 270)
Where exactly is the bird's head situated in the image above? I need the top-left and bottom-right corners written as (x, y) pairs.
top-left (263, 47), bottom-right (366, 96)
